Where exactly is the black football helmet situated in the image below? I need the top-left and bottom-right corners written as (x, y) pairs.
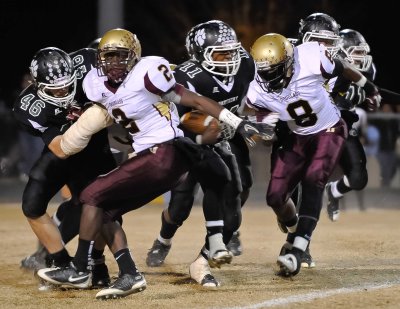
top-left (185, 20), bottom-right (241, 77)
top-left (185, 24), bottom-right (200, 60)
top-left (250, 33), bottom-right (294, 93)
top-left (298, 12), bottom-right (341, 56)
top-left (29, 47), bottom-right (77, 108)
top-left (97, 28), bottom-right (142, 83)
top-left (339, 29), bottom-right (372, 72)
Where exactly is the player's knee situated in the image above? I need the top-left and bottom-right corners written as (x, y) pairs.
top-left (21, 187), bottom-right (47, 218)
top-left (22, 200), bottom-right (46, 218)
top-left (267, 192), bottom-right (286, 209)
top-left (167, 203), bottom-right (192, 225)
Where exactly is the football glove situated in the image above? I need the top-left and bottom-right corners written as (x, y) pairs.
top-left (236, 120), bottom-right (275, 147)
top-left (362, 80), bottom-right (381, 112)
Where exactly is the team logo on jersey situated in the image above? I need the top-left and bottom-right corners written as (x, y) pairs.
top-left (212, 87), bottom-right (220, 93)
top-left (54, 108), bottom-right (62, 115)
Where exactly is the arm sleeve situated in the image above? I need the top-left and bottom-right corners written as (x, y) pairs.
top-left (60, 104), bottom-right (113, 156)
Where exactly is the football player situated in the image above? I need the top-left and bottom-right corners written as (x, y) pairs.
top-left (145, 20), bottom-right (259, 287)
top-left (36, 28), bottom-right (272, 299)
top-left (246, 32), bottom-right (380, 277)
top-left (13, 46), bottom-right (118, 287)
top-left (280, 12), bottom-right (345, 269)
top-left (280, 13), bottom-right (381, 270)
top-left (325, 27), bottom-right (379, 221)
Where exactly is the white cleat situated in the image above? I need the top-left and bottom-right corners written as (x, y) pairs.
top-left (189, 254), bottom-right (220, 287)
top-left (208, 249), bottom-right (233, 269)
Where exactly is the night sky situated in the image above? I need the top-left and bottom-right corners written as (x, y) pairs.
top-left (1, 0), bottom-right (397, 105)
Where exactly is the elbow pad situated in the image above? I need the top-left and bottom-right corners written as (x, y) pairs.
top-left (60, 104), bottom-right (113, 156)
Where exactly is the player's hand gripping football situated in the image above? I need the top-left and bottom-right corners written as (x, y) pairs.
top-left (201, 122), bottom-right (221, 144)
top-left (236, 120), bottom-right (275, 147)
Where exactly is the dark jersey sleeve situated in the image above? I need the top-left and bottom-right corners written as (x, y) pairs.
top-left (13, 85), bottom-right (72, 145)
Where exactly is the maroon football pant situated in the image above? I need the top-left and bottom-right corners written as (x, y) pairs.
top-left (267, 120), bottom-right (347, 209)
top-left (80, 142), bottom-right (190, 222)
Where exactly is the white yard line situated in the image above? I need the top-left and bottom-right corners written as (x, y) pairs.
top-left (218, 280), bottom-right (400, 309)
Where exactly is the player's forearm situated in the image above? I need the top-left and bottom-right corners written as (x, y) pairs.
top-left (48, 135), bottom-right (68, 159)
top-left (52, 104), bottom-right (113, 158)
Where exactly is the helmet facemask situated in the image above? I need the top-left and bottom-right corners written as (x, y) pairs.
top-left (251, 33), bottom-right (294, 93)
top-left (256, 57), bottom-right (293, 92)
top-left (97, 29), bottom-right (142, 84)
top-left (36, 71), bottom-right (77, 108)
top-left (339, 29), bottom-right (372, 72)
top-left (98, 48), bottom-right (137, 83)
top-left (189, 20), bottom-right (242, 77)
top-left (302, 30), bottom-right (341, 57)
top-left (299, 13), bottom-right (341, 57)
top-left (201, 42), bottom-right (242, 77)
top-left (343, 43), bottom-right (372, 71)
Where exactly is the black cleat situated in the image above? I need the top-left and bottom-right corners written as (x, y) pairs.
top-left (226, 231), bottom-right (243, 256)
top-left (20, 245), bottom-right (48, 272)
top-left (95, 273), bottom-right (146, 299)
top-left (146, 239), bottom-right (171, 267)
top-left (300, 246), bottom-right (315, 268)
top-left (276, 248), bottom-right (302, 277)
top-left (37, 262), bottom-right (91, 289)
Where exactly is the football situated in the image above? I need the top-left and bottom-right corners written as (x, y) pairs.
top-left (180, 110), bottom-right (219, 134)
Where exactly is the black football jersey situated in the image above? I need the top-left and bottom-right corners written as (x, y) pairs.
top-left (69, 48), bottom-right (97, 106)
top-left (13, 48), bottom-right (97, 146)
top-left (174, 48), bottom-right (256, 118)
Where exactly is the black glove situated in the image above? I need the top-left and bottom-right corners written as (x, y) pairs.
top-left (363, 80), bottom-right (381, 112)
top-left (66, 102), bottom-right (83, 122)
top-left (236, 120), bottom-right (275, 147)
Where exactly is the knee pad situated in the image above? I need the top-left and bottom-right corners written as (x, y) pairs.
top-left (22, 181), bottom-right (51, 218)
top-left (347, 169), bottom-right (368, 191)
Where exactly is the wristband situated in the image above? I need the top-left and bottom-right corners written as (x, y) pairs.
top-left (355, 75), bottom-right (367, 87)
top-left (195, 135), bottom-right (202, 144)
top-left (218, 109), bottom-right (242, 129)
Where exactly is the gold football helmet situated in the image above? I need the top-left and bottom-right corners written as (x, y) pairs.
top-left (250, 33), bottom-right (294, 92)
top-left (97, 28), bottom-right (142, 83)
